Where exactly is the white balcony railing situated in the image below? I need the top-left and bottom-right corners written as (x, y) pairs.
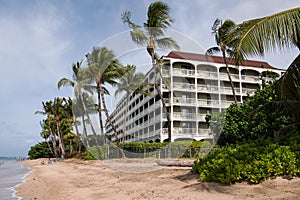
top-left (173, 97), bottom-right (196, 104)
top-left (220, 86), bottom-right (240, 94)
top-left (219, 73), bottom-right (239, 80)
top-left (173, 127), bottom-right (197, 135)
top-left (220, 100), bottom-right (235, 108)
top-left (173, 82), bottom-right (195, 90)
top-left (198, 114), bottom-right (207, 121)
top-left (173, 68), bottom-right (195, 76)
top-left (197, 71), bottom-right (218, 79)
top-left (173, 112), bottom-right (196, 119)
top-left (198, 99), bottom-right (219, 107)
top-left (241, 75), bottom-right (260, 82)
top-left (198, 129), bottom-right (210, 136)
top-left (197, 84), bottom-right (219, 92)
top-left (242, 88), bottom-right (257, 95)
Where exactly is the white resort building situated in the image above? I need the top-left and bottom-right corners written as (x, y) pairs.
top-left (105, 51), bottom-right (285, 143)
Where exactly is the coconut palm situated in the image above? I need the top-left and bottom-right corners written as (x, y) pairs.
top-left (227, 7), bottom-right (300, 131)
top-left (39, 120), bottom-right (54, 156)
top-left (115, 65), bottom-right (149, 142)
top-left (58, 61), bottom-right (98, 147)
top-left (122, 1), bottom-right (179, 146)
top-left (35, 101), bottom-right (58, 158)
top-left (228, 7), bottom-right (300, 62)
top-left (206, 19), bottom-right (238, 103)
top-left (85, 47), bottom-right (126, 146)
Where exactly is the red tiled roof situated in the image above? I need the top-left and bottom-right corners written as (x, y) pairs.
top-left (165, 51), bottom-right (279, 70)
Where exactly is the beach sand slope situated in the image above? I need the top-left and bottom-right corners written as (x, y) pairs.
top-left (16, 159), bottom-right (300, 200)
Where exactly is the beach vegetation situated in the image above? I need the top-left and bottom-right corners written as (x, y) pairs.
top-left (28, 142), bottom-right (54, 159)
top-left (194, 7), bottom-right (300, 184)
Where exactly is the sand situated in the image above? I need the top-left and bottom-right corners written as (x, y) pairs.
top-left (15, 158), bottom-right (300, 200)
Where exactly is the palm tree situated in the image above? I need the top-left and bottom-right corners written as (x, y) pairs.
top-left (206, 19), bottom-right (238, 103)
top-left (228, 7), bottom-right (300, 62)
top-left (85, 47), bottom-right (126, 146)
top-left (122, 1), bottom-right (179, 147)
top-left (35, 101), bottom-right (58, 158)
top-left (58, 61), bottom-right (98, 147)
top-left (40, 120), bottom-right (54, 156)
top-left (227, 7), bottom-right (300, 131)
top-left (115, 65), bottom-right (149, 142)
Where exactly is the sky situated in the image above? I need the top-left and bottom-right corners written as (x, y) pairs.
top-left (0, 0), bottom-right (299, 157)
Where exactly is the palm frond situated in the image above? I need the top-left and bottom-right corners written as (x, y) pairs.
top-left (206, 46), bottom-right (221, 56)
top-left (121, 10), bottom-right (141, 29)
top-left (130, 28), bottom-right (148, 46)
top-left (156, 37), bottom-right (180, 50)
top-left (57, 78), bottom-right (75, 89)
top-left (145, 1), bottom-right (173, 29)
top-left (229, 7), bottom-right (300, 62)
top-left (276, 53), bottom-right (300, 101)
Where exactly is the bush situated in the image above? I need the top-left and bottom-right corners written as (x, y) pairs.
top-left (192, 141), bottom-right (300, 184)
top-left (28, 142), bottom-right (54, 159)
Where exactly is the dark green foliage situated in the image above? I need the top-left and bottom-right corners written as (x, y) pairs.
top-left (193, 141), bottom-right (300, 184)
top-left (217, 83), bottom-right (292, 145)
top-left (28, 142), bottom-right (54, 159)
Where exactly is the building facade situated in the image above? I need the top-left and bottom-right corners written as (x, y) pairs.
top-left (105, 51), bottom-right (285, 143)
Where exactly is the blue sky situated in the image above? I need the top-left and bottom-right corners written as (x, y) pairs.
top-left (0, 0), bottom-right (298, 157)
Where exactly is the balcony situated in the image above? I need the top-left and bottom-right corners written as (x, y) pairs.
top-left (173, 68), bottom-right (195, 76)
top-left (242, 88), bottom-right (257, 96)
top-left (173, 82), bottom-right (195, 90)
top-left (198, 99), bottom-right (219, 107)
top-left (197, 84), bottom-right (219, 93)
top-left (241, 75), bottom-right (260, 82)
top-left (173, 112), bottom-right (196, 120)
top-left (198, 113), bottom-right (207, 121)
top-left (197, 70), bottom-right (218, 79)
top-left (219, 72), bottom-right (239, 81)
top-left (198, 129), bottom-right (210, 136)
top-left (173, 97), bottom-right (196, 104)
top-left (220, 100), bottom-right (235, 108)
top-left (220, 86), bottom-right (240, 94)
top-left (173, 127), bottom-right (197, 135)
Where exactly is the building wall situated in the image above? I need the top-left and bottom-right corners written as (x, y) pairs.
top-left (105, 53), bottom-right (284, 143)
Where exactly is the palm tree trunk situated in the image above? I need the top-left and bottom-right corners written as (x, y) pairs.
top-left (45, 138), bottom-right (53, 157)
top-left (50, 130), bottom-right (58, 158)
top-left (222, 50), bottom-right (238, 104)
top-left (100, 85), bottom-right (126, 158)
top-left (122, 94), bottom-right (129, 142)
top-left (56, 119), bottom-right (66, 158)
top-left (151, 48), bottom-right (172, 158)
top-left (72, 115), bottom-right (82, 152)
top-left (96, 82), bottom-right (105, 145)
top-left (79, 93), bottom-right (98, 140)
top-left (81, 115), bottom-right (90, 148)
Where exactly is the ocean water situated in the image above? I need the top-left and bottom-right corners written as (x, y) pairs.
top-left (0, 158), bottom-right (30, 200)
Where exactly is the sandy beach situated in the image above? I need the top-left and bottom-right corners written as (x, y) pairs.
top-left (15, 158), bottom-right (300, 200)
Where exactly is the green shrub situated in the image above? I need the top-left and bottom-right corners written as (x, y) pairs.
top-left (28, 142), bottom-right (54, 159)
top-left (192, 141), bottom-right (300, 184)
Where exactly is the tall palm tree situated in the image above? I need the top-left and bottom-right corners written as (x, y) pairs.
top-left (40, 120), bottom-right (54, 156)
top-left (115, 65), bottom-right (148, 142)
top-left (206, 19), bottom-right (238, 103)
top-left (35, 101), bottom-right (58, 158)
top-left (58, 61), bottom-right (98, 147)
top-left (122, 1), bottom-right (179, 146)
top-left (85, 47), bottom-right (126, 146)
